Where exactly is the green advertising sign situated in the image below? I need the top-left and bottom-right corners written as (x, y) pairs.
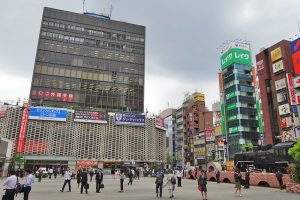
top-left (256, 100), bottom-right (263, 133)
top-left (221, 48), bottom-right (251, 70)
top-left (227, 103), bottom-right (237, 111)
top-left (226, 92), bottom-right (235, 99)
top-left (228, 115), bottom-right (237, 122)
top-left (221, 103), bottom-right (227, 135)
top-left (230, 126), bottom-right (239, 133)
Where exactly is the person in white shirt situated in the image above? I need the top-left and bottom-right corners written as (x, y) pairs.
top-left (23, 169), bottom-right (34, 200)
top-left (48, 168), bottom-right (53, 179)
top-left (60, 167), bottom-right (72, 192)
top-left (3, 170), bottom-right (17, 200)
top-left (176, 169), bottom-right (183, 187)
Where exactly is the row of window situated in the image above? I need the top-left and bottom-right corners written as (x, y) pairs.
top-left (34, 64), bottom-right (144, 86)
top-left (42, 20), bottom-right (145, 43)
top-left (41, 31), bottom-right (144, 55)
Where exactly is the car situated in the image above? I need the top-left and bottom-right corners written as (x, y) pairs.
top-left (35, 167), bottom-right (48, 178)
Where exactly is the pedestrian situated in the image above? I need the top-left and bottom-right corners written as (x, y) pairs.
top-left (165, 169), bottom-right (176, 198)
top-left (244, 168), bottom-right (250, 189)
top-left (111, 168), bottom-right (115, 180)
top-left (2, 170), bottom-right (17, 200)
top-left (60, 167), bottom-right (72, 192)
top-left (176, 169), bottom-right (183, 187)
top-left (96, 168), bottom-right (104, 193)
top-left (234, 169), bottom-right (242, 197)
top-left (215, 170), bottom-right (220, 184)
top-left (89, 168), bottom-right (94, 182)
top-left (80, 168), bottom-right (89, 194)
top-left (155, 170), bottom-right (164, 198)
top-left (76, 169), bottom-right (82, 189)
top-left (23, 169), bottom-right (34, 200)
top-left (37, 168), bottom-right (42, 182)
top-left (127, 168), bottom-right (133, 185)
top-left (48, 168), bottom-right (53, 179)
top-left (119, 170), bottom-right (126, 192)
top-left (136, 169), bottom-right (140, 180)
top-left (198, 170), bottom-right (208, 200)
top-left (53, 168), bottom-right (57, 179)
top-left (276, 169), bottom-right (284, 190)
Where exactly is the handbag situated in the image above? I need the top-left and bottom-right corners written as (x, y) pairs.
top-left (198, 185), bottom-right (202, 191)
top-left (84, 183), bottom-right (89, 189)
top-left (100, 183), bottom-right (104, 189)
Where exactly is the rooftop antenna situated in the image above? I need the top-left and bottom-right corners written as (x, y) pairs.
top-left (82, 0), bottom-right (85, 13)
top-left (109, 4), bottom-right (113, 18)
top-left (297, 20), bottom-right (300, 36)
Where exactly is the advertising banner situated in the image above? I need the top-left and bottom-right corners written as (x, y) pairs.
top-left (205, 130), bottom-right (215, 142)
top-left (115, 113), bottom-right (145, 126)
top-left (296, 93), bottom-right (300, 104)
top-left (278, 103), bottom-right (291, 115)
top-left (155, 116), bottom-right (166, 130)
top-left (276, 91), bottom-right (288, 103)
top-left (221, 48), bottom-right (251, 70)
top-left (294, 76), bottom-right (300, 88)
top-left (256, 100), bottom-right (263, 133)
top-left (291, 38), bottom-right (300, 74)
top-left (272, 60), bottom-right (284, 73)
top-left (194, 148), bottom-right (206, 157)
top-left (286, 73), bottom-right (296, 105)
top-left (213, 111), bottom-right (222, 124)
top-left (220, 42), bottom-right (250, 55)
top-left (31, 90), bottom-right (75, 102)
top-left (74, 110), bottom-right (107, 124)
top-left (228, 115), bottom-right (237, 122)
top-left (226, 92), bottom-right (235, 99)
top-left (229, 126), bottom-right (238, 134)
top-left (227, 103), bottom-right (237, 111)
top-left (214, 125), bottom-right (222, 136)
top-left (256, 60), bottom-right (264, 71)
top-left (29, 107), bottom-right (68, 122)
top-left (275, 78), bottom-right (287, 90)
top-left (0, 104), bottom-right (8, 118)
top-left (221, 104), bottom-right (227, 135)
top-left (271, 47), bottom-right (282, 62)
top-left (281, 116), bottom-right (293, 129)
top-left (193, 93), bottom-right (205, 103)
top-left (16, 104), bottom-right (30, 153)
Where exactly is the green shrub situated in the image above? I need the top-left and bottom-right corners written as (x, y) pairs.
top-left (288, 140), bottom-right (300, 183)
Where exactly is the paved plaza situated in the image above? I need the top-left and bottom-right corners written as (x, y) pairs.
top-left (1, 176), bottom-right (299, 200)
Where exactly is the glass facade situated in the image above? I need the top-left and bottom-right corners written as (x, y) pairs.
top-left (30, 7), bottom-right (145, 113)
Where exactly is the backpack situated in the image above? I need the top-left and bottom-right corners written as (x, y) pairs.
top-left (171, 176), bottom-right (176, 184)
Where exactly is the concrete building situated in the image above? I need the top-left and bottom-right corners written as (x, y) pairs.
top-left (256, 40), bottom-right (300, 144)
top-left (0, 106), bottom-right (165, 172)
top-left (0, 138), bottom-right (13, 177)
top-left (220, 41), bottom-right (260, 158)
top-left (30, 7), bottom-right (145, 113)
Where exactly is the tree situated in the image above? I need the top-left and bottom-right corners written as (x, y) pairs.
top-left (288, 140), bottom-right (300, 183)
top-left (166, 155), bottom-right (172, 165)
top-left (242, 143), bottom-right (253, 152)
top-left (15, 153), bottom-right (25, 168)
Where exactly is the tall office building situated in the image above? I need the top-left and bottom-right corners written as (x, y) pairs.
top-left (220, 41), bottom-right (260, 158)
top-left (29, 7), bottom-right (145, 113)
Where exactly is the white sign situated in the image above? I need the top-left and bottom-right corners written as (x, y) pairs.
top-left (276, 91), bottom-right (288, 103)
top-left (286, 73), bottom-right (296, 105)
top-left (275, 78), bottom-right (287, 91)
top-left (278, 103), bottom-right (290, 115)
top-left (220, 41), bottom-right (250, 55)
top-left (257, 60), bottom-right (264, 71)
top-left (294, 76), bottom-right (300, 88)
top-left (272, 60), bottom-right (284, 73)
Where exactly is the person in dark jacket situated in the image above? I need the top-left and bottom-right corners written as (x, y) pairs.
top-left (89, 169), bottom-right (94, 182)
top-left (244, 168), bottom-right (250, 189)
top-left (76, 169), bottom-right (82, 189)
top-left (80, 168), bottom-right (88, 194)
top-left (215, 170), bottom-right (220, 184)
top-left (96, 168), bottom-right (104, 193)
top-left (276, 170), bottom-right (283, 190)
top-left (198, 170), bottom-right (207, 200)
top-left (127, 168), bottom-right (133, 185)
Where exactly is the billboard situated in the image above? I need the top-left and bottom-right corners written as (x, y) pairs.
top-left (16, 104), bottom-right (30, 153)
top-left (270, 47), bottom-right (282, 62)
top-left (74, 110), bottom-right (108, 124)
top-left (221, 48), bottom-right (251, 70)
top-left (296, 93), bottom-right (300, 104)
top-left (281, 116), bottom-right (293, 129)
top-left (115, 113), bottom-right (145, 126)
top-left (221, 104), bottom-right (227, 135)
top-left (0, 104), bottom-right (8, 118)
top-left (286, 73), bottom-right (296, 105)
top-left (272, 60), bottom-right (284, 73)
top-left (276, 91), bottom-right (288, 103)
top-left (256, 60), bottom-right (264, 71)
top-left (220, 41), bottom-right (250, 55)
top-left (290, 38), bottom-right (300, 74)
top-left (155, 116), bottom-right (167, 130)
top-left (278, 103), bottom-right (290, 115)
top-left (29, 107), bottom-right (68, 122)
top-left (294, 76), bottom-right (300, 88)
top-left (205, 130), bottom-right (215, 142)
top-left (227, 103), bottom-right (237, 110)
top-left (256, 100), bottom-right (263, 133)
top-left (213, 111), bottom-right (222, 124)
top-left (275, 78), bottom-right (287, 90)
top-left (31, 90), bottom-right (75, 102)
top-left (193, 93), bottom-right (205, 103)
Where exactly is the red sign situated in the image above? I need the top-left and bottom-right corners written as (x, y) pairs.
top-left (286, 73), bottom-right (296, 105)
top-left (155, 116), bottom-right (166, 130)
top-left (31, 90), bottom-right (74, 103)
top-left (205, 129), bottom-right (215, 142)
top-left (16, 104), bottom-right (30, 153)
top-left (256, 60), bottom-right (264, 71)
top-left (292, 43), bottom-right (300, 74)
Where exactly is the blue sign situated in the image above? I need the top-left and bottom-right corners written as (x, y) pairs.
top-left (29, 107), bottom-right (68, 122)
top-left (115, 113), bottom-right (145, 126)
top-left (291, 38), bottom-right (300, 54)
top-left (292, 105), bottom-right (298, 113)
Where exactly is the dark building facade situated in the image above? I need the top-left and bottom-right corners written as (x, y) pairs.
top-left (256, 40), bottom-right (296, 145)
top-left (30, 7), bottom-right (145, 113)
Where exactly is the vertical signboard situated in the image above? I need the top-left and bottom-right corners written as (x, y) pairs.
top-left (16, 104), bottom-right (30, 153)
top-left (221, 104), bottom-right (227, 135)
top-left (256, 100), bottom-right (263, 133)
top-left (290, 38), bottom-right (300, 74)
top-left (286, 73), bottom-right (296, 105)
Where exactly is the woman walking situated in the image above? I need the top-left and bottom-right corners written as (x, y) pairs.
top-left (76, 168), bottom-right (82, 189)
top-left (198, 170), bottom-right (208, 200)
top-left (119, 170), bottom-right (126, 192)
top-left (234, 169), bottom-right (242, 197)
top-left (165, 169), bottom-right (176, 198)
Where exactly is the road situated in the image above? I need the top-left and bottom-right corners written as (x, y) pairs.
top-left (0, 176), bottom-right (299, 199)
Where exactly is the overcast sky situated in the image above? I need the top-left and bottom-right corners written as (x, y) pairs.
top-left (1, 0), bottom-right (300, 114)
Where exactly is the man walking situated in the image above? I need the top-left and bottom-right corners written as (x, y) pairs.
top-left (244, 168), bottom-right (250, 189)
top-left (276, 169), bottom-right (284, 190)
top-left (60, 167), bottom-right (72, 192)
top-left (23, 169), bottom-right (34, 200)
top-left (155, 170), bottom-right (164, 198)
top-left (48, 168), bottom-right (53, 179)
top-left (80, 168), bottom-right (88, 194)
top-left (89, 168), bottom-right (94, 182)
top-left (127, 168), bottom-right (133, 185)
top-left (176, 169), bottom-right (183, 187)
top-left (215, 170), bottom-right (220, 184)
top-left (95, 168), bottom-right (104, 193)
top-left (2, 170), bottom-right (17, 200)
